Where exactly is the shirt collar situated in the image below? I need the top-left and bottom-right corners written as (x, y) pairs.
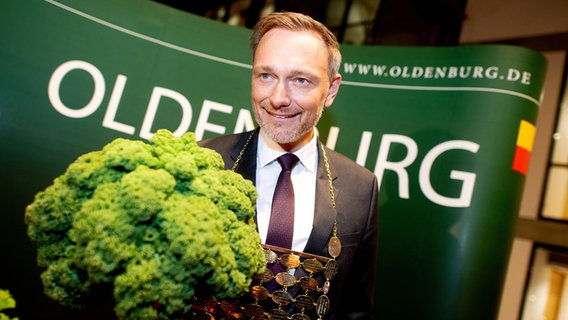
top-left (257, 128), bottom-right (318, 174)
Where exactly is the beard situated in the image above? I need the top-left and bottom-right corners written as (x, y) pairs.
top-left (254, 104), bottom-right (324, 145)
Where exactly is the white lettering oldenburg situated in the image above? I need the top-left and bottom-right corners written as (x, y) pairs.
top-left (47, 60), bottom-right (257, 139)
top-left (372, 134), bottom-right (479, 208)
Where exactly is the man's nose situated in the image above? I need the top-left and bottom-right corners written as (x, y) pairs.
top-left (269, 81), bottom-right (291, 108)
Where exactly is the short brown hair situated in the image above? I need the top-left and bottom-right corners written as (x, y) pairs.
top-left (250, 11), bottom-right (342, 80)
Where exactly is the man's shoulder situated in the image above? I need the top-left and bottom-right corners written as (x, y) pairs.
top-left (324, 146), bottom-right (376, 181)
top-left (198, 131), bottom-right (252, 150)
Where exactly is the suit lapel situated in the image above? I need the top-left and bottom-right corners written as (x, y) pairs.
top-left (231, 129), bottom-right (259, 184)
top-left (289, 143), bottom-right (339, 297)
top-left (303, 142), bottom-right (338, 257)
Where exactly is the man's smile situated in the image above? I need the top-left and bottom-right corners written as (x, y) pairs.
top-left (265, 109), bottom-right (300, 119)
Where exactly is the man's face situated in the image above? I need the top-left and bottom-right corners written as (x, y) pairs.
top-left (251, 28), bottom-right (341, 152)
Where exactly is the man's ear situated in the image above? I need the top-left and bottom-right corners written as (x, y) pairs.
top-left (324, 74), bottom-right (342, 107)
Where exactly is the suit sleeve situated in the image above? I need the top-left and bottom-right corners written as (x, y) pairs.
top-left (336, 174), bottom-right (379, 320)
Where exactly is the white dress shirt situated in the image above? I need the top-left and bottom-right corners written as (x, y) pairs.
top-left (255, 129), bottom-right (318, 253)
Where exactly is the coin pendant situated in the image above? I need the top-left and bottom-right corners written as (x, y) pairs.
top-left (291, 314), bottom-right (311, 320)
top-left (298, 276), bottom-right (318, 291)
top-left (316, 294), bottom-right (330, 316)
top-left (280, 254), bottom-right (301, 269)
top-left (328, 236), bottom-right (341, 258)
top-left (294, 295), bottom-right (315, 310)
top-left (302, 258), bottom-right (324, 273)
top-left (264, 249), bottom-right (278, 264)
top-left (271, 290), bottom-right (293, 306)
top-left (254, 268), bottom-right (274, 283)
top-left (324, 259), bottom-right (339, 280)
top-left (275, 272), bottom-right (296, 287)
top-left (244, 303), bottom-right (265, 318)
top-left (268, 308), bottom-right (288, 320)
top-left (219, 300), bottom-right (238, 313)
top-left (250, 285), bottom-right (270, 300)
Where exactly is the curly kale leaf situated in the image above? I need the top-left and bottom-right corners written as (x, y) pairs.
top-left (24, 130), bottom-right (264, 320)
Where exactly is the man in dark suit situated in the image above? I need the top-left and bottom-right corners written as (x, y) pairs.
top-left (199, 11), bottom-right (378, 320)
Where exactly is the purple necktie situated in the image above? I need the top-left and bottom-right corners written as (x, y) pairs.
top-left (266, 153), bottom-right (299, 249)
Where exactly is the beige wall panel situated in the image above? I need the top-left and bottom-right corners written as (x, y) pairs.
top-left (519, 51), bottom-right (566, 219)
top-left (460, 0), bottom-right (568, 43)
top-left (498, 238), bottom-right (534, 320)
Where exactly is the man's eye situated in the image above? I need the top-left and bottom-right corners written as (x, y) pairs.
top-left (260, 73), bottom-right (271, 79)
top-left (296, 78), bottom-right (308, 84)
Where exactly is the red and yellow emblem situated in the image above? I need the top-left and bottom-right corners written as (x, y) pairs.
top-left (512, 120), bottom-right (536, 175)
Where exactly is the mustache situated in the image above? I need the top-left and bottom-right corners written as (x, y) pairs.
top-left (259, 102), bottom-right (301, 116)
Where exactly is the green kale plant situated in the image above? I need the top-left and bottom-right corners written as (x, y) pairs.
top-left (24, 129), bottom-right (264, 320)
top-left (0, 289), bottom-right (18, 320)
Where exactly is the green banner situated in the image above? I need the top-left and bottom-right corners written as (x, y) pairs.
top-left (0, 0), bottom-right (547, 319)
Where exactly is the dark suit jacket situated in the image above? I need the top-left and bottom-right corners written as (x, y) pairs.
top-left (199, 129), bottom-right (378, 320)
